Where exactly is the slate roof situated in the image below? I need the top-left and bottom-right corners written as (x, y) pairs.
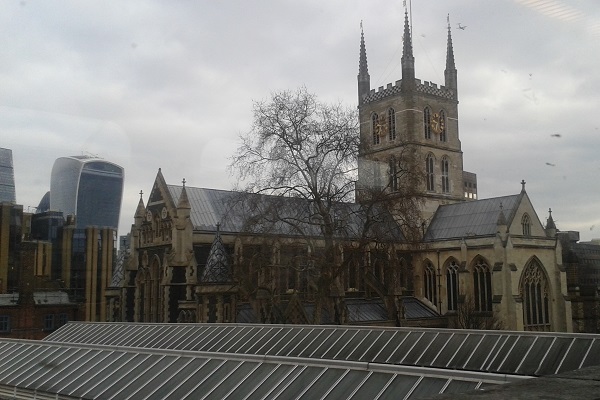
top-left (424, 194), bottom-right (521, 241)
top-left (167, 185), bottom-right (404, 241)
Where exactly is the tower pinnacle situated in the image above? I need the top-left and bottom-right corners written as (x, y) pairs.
top-left (444, 14), bottom-right (458, 97)
top-left (401, 10), bottom-right (415, 90)
top-left (357, 21), bottom-right (370, 105)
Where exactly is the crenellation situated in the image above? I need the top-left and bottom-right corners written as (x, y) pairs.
top-left (378, 86), bottom-right (384, 92)
top-left (387, 83), bottom-right (392, 89)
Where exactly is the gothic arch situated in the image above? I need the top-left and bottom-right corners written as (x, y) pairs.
top-left (441, 155), bottom-right (450, 193)
top-left (439, 109), bottom-right (447, 142)
top-left (470, 256), bottom-right (492, 312)
top-left (521, 213), bottom-right (532, 237)
top-left (372, 112), bottom-right (380, 144)
top-left (388, 107), bottom-right (396, 140)
top-left (422, 259), bottom-right (437, 307)
top-left (519, 257), bottom-right (551, 331)
top-left (426, 153), bottom-right (435, 192)
top-left (423, 106), bottom-right (432, 139)
top-left (444, 257), bottom-right (460, 312)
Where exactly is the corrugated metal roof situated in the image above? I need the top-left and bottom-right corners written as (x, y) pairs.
top-left (0, 335), bottom-right (523, 400)
top-left (46, 322), bottom-right (600, 378)
top-left (425, 194), bottom-right (521, 241)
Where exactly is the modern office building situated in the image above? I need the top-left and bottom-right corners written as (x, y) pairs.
top-left (49, 155), bottom-right (124, 230)
top-left (0, 148), bottom-right (16, 204)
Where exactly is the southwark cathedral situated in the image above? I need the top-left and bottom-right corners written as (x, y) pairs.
top-left (116, 12), bottom-right (573, 332)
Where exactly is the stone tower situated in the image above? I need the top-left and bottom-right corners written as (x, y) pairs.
top-left (357, 12), bottom-right (476, 222)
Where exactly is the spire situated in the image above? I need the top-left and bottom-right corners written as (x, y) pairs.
top-left (177, 178), bottom-right (191, 210)
top-left (200, 223), bottom-right (232, 284)
top-left (546, 208), bottom-right (556, 229)
top-left (401, 10), bottom-right (415, 90)
top-left (444, 14), bottom-right (458, 97)
top-left (357, 21), bottom-right (371, 105)
top-left (134, 190), bottom-right (146, 226)
top-left (497, 203), bottom-right (507, 226)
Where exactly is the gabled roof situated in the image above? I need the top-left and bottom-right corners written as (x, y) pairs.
top-left (167, 184), bottom-right (405, 241)
top-left (425, 194), bottom-right (521, 241)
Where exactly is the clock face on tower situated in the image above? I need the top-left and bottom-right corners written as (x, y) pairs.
top-left (430, 113), bottom-right (445, 135)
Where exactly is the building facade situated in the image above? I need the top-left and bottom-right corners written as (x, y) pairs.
top-left (50, 155), bottom-right (124, 230)
top-left (354, 13), bottom-right (571, 332)
top-left (118, 12), bottom-right (574, 332)
top-left (0, 148), bottom-right (16, 204)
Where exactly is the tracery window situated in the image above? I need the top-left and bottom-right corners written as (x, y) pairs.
top-left (521, 259), bottom-right (551, 331)
top-left (372, 113), bottom-right (380, 145)
top-left (424, 262), bottom-right (437, 306)
top-left (522, 214), bottom-right (531, 237)
top-left (439, 110), bottom-right (447, 142)
top-left (424, 107), bottom-right (431, 139)
top-left (473, 259), bottom-right (492, 312)
top-left (446, 261), bottom-right (459, 312)
top-left (441, 156), bottom-right (450, 193)
top-left (388, 108), bottom-right (396, 140)
top-left (426, 154), bottom-right (435, 191)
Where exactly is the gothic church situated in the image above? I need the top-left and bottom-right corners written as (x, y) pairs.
top-left (118, 12), bottom-right (572, 332)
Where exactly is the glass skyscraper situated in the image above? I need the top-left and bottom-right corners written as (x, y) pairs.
top-left (50, 156), bottom-right (124, 230)
top-left (0, 148), bottom-right (16, 204)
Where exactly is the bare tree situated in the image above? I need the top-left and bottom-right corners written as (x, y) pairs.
top-left (229, 87), bottom-right (423, 324)
top-left (454, 295), bottom-right (503, 330)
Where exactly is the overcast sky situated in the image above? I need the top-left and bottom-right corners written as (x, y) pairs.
top-left (2, 0), bottom-right (599, 242)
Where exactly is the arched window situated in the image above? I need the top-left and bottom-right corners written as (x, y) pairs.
top-left (441, 157), bottom-right (450, 193)
top-left (389, 156), bottom-right (398, 191)
top-left (424, 262), bottom-right (437, 306)
top-left (426, 154), bottom-right (435, 191)
top-left (424, 107), bottom-right (431, 139)
top-left (439, 110), bottom-right (447, 142)
top-left (473, 259), bottom-right (492, 312)
top-left (446, 261), bottom-right (459, 312)
top-left (521, 259), bottom-right (551, 331)
top-left (522, 214), bottom-right (531, 237)
top-left (373, 159), bottom-right (381, 189)
top-left (388, 108), bottom-right (396, 141)
top-left (372, 113), bottom-right (380, 145)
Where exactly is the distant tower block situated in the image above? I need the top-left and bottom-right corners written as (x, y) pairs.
top-left (50, 156), bottom-right (124, 230)
top-left (0, 148), bottom-right (17, 204)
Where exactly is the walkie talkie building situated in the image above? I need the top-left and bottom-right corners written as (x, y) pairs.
top-left (50, 156), bottom-right (124, 230)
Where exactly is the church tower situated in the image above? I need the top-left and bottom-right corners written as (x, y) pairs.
top-left (357, 12), bottom-right (476, 222)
